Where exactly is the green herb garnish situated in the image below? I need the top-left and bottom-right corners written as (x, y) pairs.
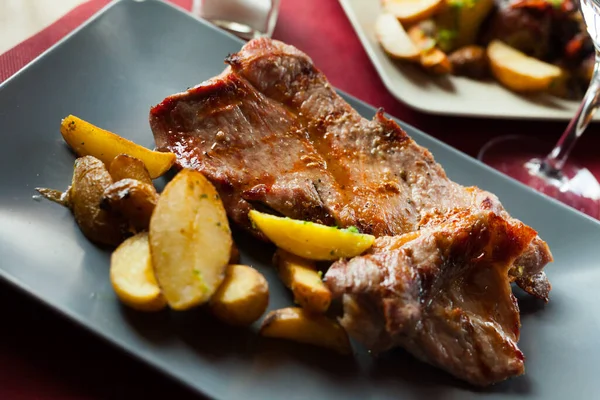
top-left (437, 29), bottom-right (457, 51)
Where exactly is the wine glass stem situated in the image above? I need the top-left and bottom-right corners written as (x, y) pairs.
top-left (543, 50), bottom-right (600, 173)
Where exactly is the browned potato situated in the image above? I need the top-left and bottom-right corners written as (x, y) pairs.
top-left (448, 46), bottom-right (489, 79)
top-left (150, 169), bottom-right (232, 310)
top-left (37, 156), bottom-right (127, 246)
top-left (407, 25), bottom-right (452, 75)
top-left (109, 154), bottom-right (153, 185)
top-left (420, 48), bottom-right (452, 75)
top-left (102, 178), bottom-right (158, 232)
top-left (210, 264), bottom-right (269, 326)
top-left (260, 307), bottom-right (351, 355)
top-left (69, 156), bottom-right (127, 246)
top-left (274, 249), bottom-right (331, 314)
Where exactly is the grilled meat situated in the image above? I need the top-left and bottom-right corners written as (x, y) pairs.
top-left (149, 38), bottom-right (553, 385)
top-left (326, 208), bottom-right (535, 385)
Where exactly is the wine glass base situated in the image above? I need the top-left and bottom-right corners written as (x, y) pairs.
top-left (479, 135), bottom-right (600, 219)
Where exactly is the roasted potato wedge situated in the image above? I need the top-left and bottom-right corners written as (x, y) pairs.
top-left (260, 307), bottom-right (351, 355)
top-left (102, 178), bottom-right (159, 232)
top-left (487, 40), bottom-right (563, 92)
top-left (109, 154), bottom-right (153, 184)
top-left (60, 115), bottom-right (175, 179)
top-left (69, 156), bottom-right (126, 246)
top-left (407, 25), bottom-right (452, 75)
top-left (448, 45), bottom-right (489, 79)
top-left (110, 232), bottom-right (166, 312)
top-left (420, 48), bottom-right (453, 75)
top-left (382, 0), bottom-right (445, 25)
top-left (375, 13), bottom-right (420, 61)
top-left (43, 156), bottom-right (126, 246)
top-left (274, 249), bottom-right (331, 314)
top-left (149, 169), bottom-right (232, 310)
top-left (37, 156), bottom-right (127, 246)
top-left (210, 264), bottom-right (269, 326)
top-left (248, 210), bottom-right (375, 261)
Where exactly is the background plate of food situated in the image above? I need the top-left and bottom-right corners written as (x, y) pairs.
top-left (339, 0), bottom-right (596, 120)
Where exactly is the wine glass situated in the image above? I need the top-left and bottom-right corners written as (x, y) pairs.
top-left (191, 0), bottom-right (281, 40)
top-left (478, 0), bottom-right (600, 218)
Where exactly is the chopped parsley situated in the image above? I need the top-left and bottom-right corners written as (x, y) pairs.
top-left (437, 29), bottom-right (457, 51)
top-left (345, 226), bottom-right (360, 234)
top-left (193, 269), bottom-right (209, 293)
top-left (447, 0), bottom-right (476, 8)
top-left (200, 194), bottom-right (208, 199)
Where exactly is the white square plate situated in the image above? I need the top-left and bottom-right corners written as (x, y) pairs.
top-left (339, 0), bottom-right (591, 121)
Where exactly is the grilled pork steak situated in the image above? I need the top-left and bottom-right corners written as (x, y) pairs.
top-left (327, 208), bottom-right (535, 386)
top-left (150, 38), bottom-right (553, 385)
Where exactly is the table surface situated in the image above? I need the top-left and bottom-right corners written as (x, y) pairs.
top-left (1, 0), bottom-right (599, 399)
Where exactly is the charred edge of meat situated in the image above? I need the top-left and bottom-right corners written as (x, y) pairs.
top-left (374, 109), bottom-right (411, 147)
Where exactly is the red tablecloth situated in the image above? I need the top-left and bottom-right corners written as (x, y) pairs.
top-left (1, 0), bottom-right (599, 399)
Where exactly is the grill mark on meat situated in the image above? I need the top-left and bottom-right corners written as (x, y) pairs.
top-left (149, 38), bottom-right (554, 386)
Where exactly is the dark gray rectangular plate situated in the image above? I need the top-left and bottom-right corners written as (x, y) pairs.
top-left (1, 1), bottom-right (599, 399)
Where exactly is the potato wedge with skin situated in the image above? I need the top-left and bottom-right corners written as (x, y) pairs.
top-left (375, 13), bottom-right (420, 61)
top-left (407, 25), bottom-right (452, 75)
top-left (69, 156), bottom-right (126, 246)
top-left (210, 264), bottom-right (269, 326)
top-left (487, 40), bottom-right (562, 92)
top-left (382, 0), bottom-right (445, 25)
top-left (150, 169), bottom-right (232, 310)
top-left (248, 210), bottom-right (375, 261)
top-left (102, 178), bottom-right (159, 232)
top-left (60, 115), bottom-right (175, 179)
top-left (109, 154), bottom-right (153, 185)
top-left (260, 307), bottom-right (351, 355)
top-left (420, 48), bottom-right (452, 75)
top-left (110, 232), bottom-right (166, 312)
top-left (274, 249), bottom-right (331, 314)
